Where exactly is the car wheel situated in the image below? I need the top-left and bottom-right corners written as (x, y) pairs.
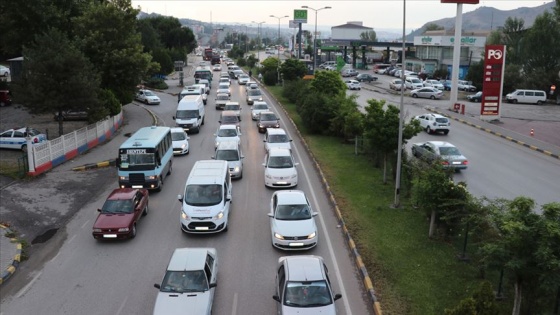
top-left (131, 224), bottom-right (137, 238)
top-left (426, 126), bottom-right (431, 134)
top-left (412, 94), bottom-right (418, 98)
top-left (142, 204), bottom-right (148, 216)
top-left (155, 176), bottom-right (163, 192)
top-left (430, 95), bottom-right (436, 100)
top-left (537, 101), bottom-right (543, 105)
top-left (512, 99), bottom-right (518, 104)
top-left (144, 99), bottom-right (148, 104)
top-left (0, 101), bottom-right (5, 107)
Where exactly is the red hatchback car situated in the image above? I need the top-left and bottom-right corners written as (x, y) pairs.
top-left (92, 188), bottom-right (149, 240)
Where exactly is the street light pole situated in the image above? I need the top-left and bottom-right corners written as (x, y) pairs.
top-left (301, 5), bottom-right (331, 74)
top-left (252, 21), bottom-right (266, 62)
top-left (270, 15), bottom-right (289, 84)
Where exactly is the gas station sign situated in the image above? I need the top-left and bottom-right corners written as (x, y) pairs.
top-left (481, 45), bottom-right (506, 120)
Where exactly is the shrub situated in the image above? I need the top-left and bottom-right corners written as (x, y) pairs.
top-left (263, 70), bottom-right (278, 86)
top-left (282, 79), bottom-right (309, 103)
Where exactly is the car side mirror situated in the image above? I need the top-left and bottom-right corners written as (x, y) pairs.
top-left (312, 212), bottom-right (318, 217)
top-left (272, 295), bottom-right (281, 302)
top-left (267, 213), bottom-right (274, 217)
top-left (211, 156), bottom-right (215, 159)
top-left (241, 155), bottom-right (245, 159)
top-left (172, 116), bottom-right (176, 120)
top-left (289, 139), bottom-right (293, 142)
top-left (262, 163), bottom-right (266, 167)
top-left (154, 283), bottom-right (161, 289)
top-left (263, 139), bottom-right (266, 142)
top-left (177, 195), bottom-right (183, 202)
top-left (209, 283), bottom-right (217, 288)
top-left (218, 120), bottom-right (222, 123)
top-left (97, 208), bottom-right (102, 212)
top-left (334, 293), bottom-right (342, 301)
top-left (295, 163), bottom-right (300, 166)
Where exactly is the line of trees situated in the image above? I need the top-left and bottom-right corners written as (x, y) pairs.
top-left (0, 0), bottom-right (197, 136)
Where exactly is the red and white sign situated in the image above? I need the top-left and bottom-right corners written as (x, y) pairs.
top-left (481, 45), bottom-right (506, 119)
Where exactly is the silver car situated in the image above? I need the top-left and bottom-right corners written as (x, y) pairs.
top-left (273, 255), bottom-right (342, 314)
top-left (247, 89), bottom-right (263, 105)
top-left (213, 140), bottom-right (244, 179)
top-left (409, 87), bottom-right (443, 99)
top-left (411, 141), bottom-right (468, 170)
top-left (268, 190), bottom-right (318, 250)
top-left (251, 101), bottom-right (269, 120)
top-left (153, 247), bottom-right (218, 315)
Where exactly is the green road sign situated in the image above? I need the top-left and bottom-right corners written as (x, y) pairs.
top-left (294, 9), bottom-right (307, 23)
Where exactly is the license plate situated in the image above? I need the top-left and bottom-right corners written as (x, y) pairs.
top-left (277, 181), bottom-right (287, 185)
top-left (103, 234), bottom-right (117, 238)
top-left (289, 242), bottom-right (304, 247)
top-left (195, 227), bottom-right (209, 230)
top-left (452, 161), bottom-right (461, 165)
top-left (132, 185), bottom-right (143, 188)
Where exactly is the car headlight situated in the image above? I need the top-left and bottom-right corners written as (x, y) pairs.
top-left (118, 227), bottom-right (129, 232)
top-left (274, 233), bottom-right (284, 240)
top-left (215, 141), bottom-right (220, 147)
top-left (307, 232), bottom-right (316, 239)
top-left (274, 124), bottom-right (280, 128)
top-left (181, 211), bottom-right (189, 220)
top-left (181, 144), bottom-right (186, 149)
top-left (291, 173), bottom-right (297, 178)
top-left (214, 211), bottom-right (224, 220)
top-left (234, 166), bottom-right (240, 172)
top-left (265, 173), bottom-right (272, 179)
top-left (147, 175), bottom-right (157, 180)
top-left (259, 124), bottom-right (264, 128)
top-left (258, 97), bottom-right (263, 101)
top-left (119, 176), bottom-right (127, 180)
top-left (93, 228), bottom-right (102, 233)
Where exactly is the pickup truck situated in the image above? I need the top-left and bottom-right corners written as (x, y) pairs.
top-left (411, 141), bottom-right (469, 170)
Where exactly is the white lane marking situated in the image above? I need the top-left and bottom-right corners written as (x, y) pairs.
top-left (81, 220), bottom-right (90, 229)
top-left (50, 251), bottom-right (61, 263)
top-left (16, 271), bottom-right (42, 299)
top-left (67, 234), bottom-right (77, 244)
top-left (231, 292), bottom-right (238, 315)
top-left (115, 295), bottom-right (128, 315)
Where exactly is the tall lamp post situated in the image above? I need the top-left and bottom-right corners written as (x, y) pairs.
top-left (301, 5), bottom-right (331, 74)
top-left (270, 14), bottom-right (289, 84)
top-left (252, 21), bottom-right (266, 62)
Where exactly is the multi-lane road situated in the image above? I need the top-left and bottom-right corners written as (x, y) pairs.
top-left (1, 56), bottom-right (558, 315)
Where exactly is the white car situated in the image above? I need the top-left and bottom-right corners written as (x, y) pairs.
top-left (171, 127), bottom-right (190, 155)
top-left (136, 89), bottom-right (161, 105)
top-left (218, 83), bottom-right (230, 96)
top-left (0, 127), bottom-right (47, 151)
top-left (268, 190), bottom-right (318, 250)
top-left (219, 77), bottom-right (230, 86)
top-left (263, 148), bottom-right (298, 188)
top-left (345, 80), bottom-right (361, 90)
top-left (214, 125), bottom-right (241, 148)
top-left (212, 64), bottom-right (221, 71)
top-left (414, 113), bottom-right (451, 135)
top-left (0, 65), bottom-right (10, 77)
top-left (458, 80), bottom-right (477, 92)
top-left (251, 101), bottom-right (270, 120)
top-left (245, 81), bottom-right (258, 93)
top-left (264, 128), bottom-right (292, 152)
top-left (153, 248), bottom-right (218, 315)
top-left (215, 93), bottom-right (230, 110)
top-left (424, 79), bottom-right (444, 90)
top-left (238, 74), bottom-right (250, 84)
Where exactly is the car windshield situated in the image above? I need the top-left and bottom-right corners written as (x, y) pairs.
top-left (439, 146), bottom-right (461, 156)
top-left (119, 152), bottom-right (155, 168)
top-left (239, 75), bottom-right (249, 79)
top-left (184, 184), bottom-right (222, 206)
top-left (224, 105), bottom-right (240, 111)
top-left (222, 116), bottom-right (239, 123)
top-left (267, 156), bottom-right (293, 168)
top-left (284, 280), bottom-right (332, 307)
top-left (268, 134), bottom-right (288, 143)
top-left (217, 94), bottom-right (229, 100)
top-left (219, 84), bottom-right (229, 89)
top-left (144, 91), bottom-right (155, 96)
top-left (275, 204), bottom-right (311, 220)
top-left (101, 199), bottom-right (134, 214)
top-left (394, 80), bottom-right (402, 84)
top-left (176, 110), bottom-right (198, 119)
top-left (160, 270), bottom-right (209, 293)
top-left (172, 132), bottom-right (186, 141)
top-left (260, 114), bottom-right (276, 122)
top-left (248, 90), bottom-right (261, 96)
top-left (411, 79), bottom-right (421, 83)
top-left (217, 128), bottom-right (237, 137)
top-left (215, 149), bottom-right (239, 161)
top-left (253, 104), bottom-right (268, 110)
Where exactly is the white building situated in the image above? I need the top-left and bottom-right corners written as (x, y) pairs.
top-left (331, 22), bottom-right (373, 40)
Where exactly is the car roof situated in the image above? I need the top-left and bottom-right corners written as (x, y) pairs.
top-left (218, 124), bottom-right (237, 130)
top-left (268, 147), bottom-right (291, 157)
top-left (170, 127), bottom-right (186, 133)
top-left (221, 110), bottom-right (237, 116)
top-left (427, 141), bottom-right (456, 148)
top-left (107, 188), bottom-right (139, 200)
top-left (280, 255), bottom-right (326, 281)
top-left (225, 101), bottom-right (239, 106)
top-left (252, 101), bottom-right (268, 106)
top-left (167, 247), bottom-right (216, 271)
top-left (266, 128), bottom-right (286, 135)
top-left (216, 140), bottom-right (239, 150)
top-left (274, 190), bottom-right (307, 205)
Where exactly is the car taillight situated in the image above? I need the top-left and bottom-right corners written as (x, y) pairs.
top-left (463, 161), bottom-right (469, 165)
top-left (441, 161), bottom-right (449, 165)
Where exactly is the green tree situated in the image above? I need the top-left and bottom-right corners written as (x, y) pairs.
top-left (280, 59), bottom-right (307, 81)
top-left (13, 29), bottom-right (100, 136)
top-left (296, 91), bottom-right (335, 134)
top-left (502, 17), bottom-right (526, 65)
top-left (359, 30), bottom-right (377, 42)
top-left (260, 56), bottom-right (281, 85)
top-left (73, 0), bottom-right (151, 105)
top-left (328, 94), bottom-right (364, 139)
top-left (363, 99), bottom-right (422, 184)
top-left (424, 23), bottom-right (444, 32)
top-left (310, 70), bottom-right (346, 98)
top-left (465, 60), bottom-right (484, 90)
top-left (246, 54), bottom-right (259, 69)
top-left (445, 281), bottom-right (499, 315)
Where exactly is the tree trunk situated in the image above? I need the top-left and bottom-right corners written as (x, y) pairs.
top-left (512, 279), bottom-right (522, 315)
top-left (382, 153), bottom-right (387, 184)
top-left (429, 209), bottom-right (436, 238)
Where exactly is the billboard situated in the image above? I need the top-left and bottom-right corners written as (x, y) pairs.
top-left (480, 45), bottom-right (506, 120)
top-left (294, 9), bottom-right (307, 24)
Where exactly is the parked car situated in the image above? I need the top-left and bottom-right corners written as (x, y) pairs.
top-left (404, 77), bottom-right (424, 90)
top-left (411, 141), bottom-right (468, 170)
top-left (92, 188), bottom-right (149, 240)
top-left (251, 101), bottom-right (270, 120)
top-left (136, 89), bottom-right (161, 105)
top-left (341, 69), bottom-right (359, 77)
top-left (153, 247), bottom-right (218, 315)
top-left (389, 79), bottom-right (404, 91)
top-left (457, 80), bottom-right (477, 92)
top-left (409, 87), bottom-right (443, 100)
top-left (467, 91), bottom-right (483, 102)
top-left (272, 256), bottom-right (342, 314)
top-left (268, 190), bottom-right (318, 250)
top-left (0, 127), bottom-right (47, 151)
top-left (355, 73), bottom-right (378, 82)
top-left (414, 113), bottom-right (451, 135)
top-left (54, 109), bottom-right (89, 121)
top-left (345, 80), bottom-right (361, 90)
top-left (0, 65), bottom-right (10, 77)
top-left (257, 111), bottom-right (280, 133)
top-left (171, 127), bottom-right (190, 155)
top-left (441, 80), bottom-right (452, 91)
top-left (423, 79), bottom-right (444, 90)
top-left (505, 89), bottom-right (547, 105)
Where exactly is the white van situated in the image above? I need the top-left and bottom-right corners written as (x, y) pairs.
top-left (178, 85), bottom-right (206, 105)
top-left (178, 160), bottom-right (232, 233)
top-left (173, 94), bottom-right (205, 134)
top-left (506, 89), bottom-right (547, 105)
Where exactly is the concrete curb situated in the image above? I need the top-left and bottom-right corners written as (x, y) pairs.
top-left (265, 89), bottom-right (382, 315)
top-left (72, 159), bottom-right (116, 172)
top-left (0, 224), bottom-right (22, 286)
top-left (426, 107), bottom-right (560, 160)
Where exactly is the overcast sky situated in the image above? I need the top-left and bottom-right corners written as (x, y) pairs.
top-left (131, 0), bottom-right (552, 31)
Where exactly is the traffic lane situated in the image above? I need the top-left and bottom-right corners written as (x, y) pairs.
top-left (260, 84), bottom-right (373, 315)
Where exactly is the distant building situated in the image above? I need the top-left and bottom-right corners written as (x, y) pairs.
top-left (331, 22), bottom-right (373, 41)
